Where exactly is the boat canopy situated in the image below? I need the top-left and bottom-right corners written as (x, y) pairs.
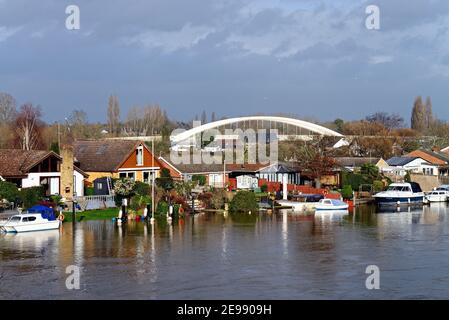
top-left (27, 205), bottom-right (56, 221)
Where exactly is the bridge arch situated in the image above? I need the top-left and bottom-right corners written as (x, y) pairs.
top-left (170, 116), bottom-right (343, 144)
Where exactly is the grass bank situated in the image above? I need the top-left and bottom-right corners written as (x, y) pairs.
top-left (62, 208), bottom-right (119, 223)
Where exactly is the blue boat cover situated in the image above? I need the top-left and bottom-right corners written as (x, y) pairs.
top-left (27, 205), bottom-right (56, 221)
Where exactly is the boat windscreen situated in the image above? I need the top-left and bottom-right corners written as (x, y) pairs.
top-left (410, 182), bottom-right (423, 193)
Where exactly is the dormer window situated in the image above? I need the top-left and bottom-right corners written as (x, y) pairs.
top-left (136, 146), bottom-right (144, 166)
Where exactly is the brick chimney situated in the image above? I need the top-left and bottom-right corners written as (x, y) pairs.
top-left (60, 144), bottom-right (74, 200)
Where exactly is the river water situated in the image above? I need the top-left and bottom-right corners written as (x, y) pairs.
top-left (2, 204), bottom-right (449, 299)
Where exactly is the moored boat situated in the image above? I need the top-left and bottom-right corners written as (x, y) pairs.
top-left (373, 182), bottom-right (424, 206)
top-left (315, 199), bottom-right (349, 211)
top-left (0, 207), bottom-right (60, 233)
top-left (424, 190), bottom-right (448, 203)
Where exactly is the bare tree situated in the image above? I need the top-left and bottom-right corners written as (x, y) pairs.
top-left (15, 104), bottom-right (44, 150)
top-left (68, 109), bottom-right (89, 138)
top-left (366, 112), bottom-right (404, 129)
top-left (0, 92), bottom-right (17, 124)
top-left (124, 104), bottom-right (168, 136)
top-left (107, 95), bottom-right (120, 136)
top-left (201, 110), bottom-right (207, 124)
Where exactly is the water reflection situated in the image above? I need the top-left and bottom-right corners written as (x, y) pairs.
top-left (2, 204), bottom-right (449, 299)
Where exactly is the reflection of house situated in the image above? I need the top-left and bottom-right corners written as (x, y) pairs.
top-left (384, 156), bottom-right (438, 176)
top-left (0, 149), bottom-right (87, 196)
top-left (74, 140), bottom-right (162, 184)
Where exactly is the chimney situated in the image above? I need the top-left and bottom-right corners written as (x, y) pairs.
top-left (60, 144), bottom-right (74, 200)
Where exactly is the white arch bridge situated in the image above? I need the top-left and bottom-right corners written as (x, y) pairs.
top-left (170, 116), bottom-right (343, 145)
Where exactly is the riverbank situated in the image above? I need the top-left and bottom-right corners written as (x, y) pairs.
top-left (63, 208), bottom-right (119, 222)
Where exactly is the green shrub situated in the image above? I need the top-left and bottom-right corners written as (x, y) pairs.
top-left (85, 187), bottom-right (95, 196)
top-left (50, 194), bottom-right (63, 206)
top-left (133, 181), bottom-right (150, 196)
top-left (373, 180), bottom-right (384, 192)
top-left (260, 184), bottom-right (268, 193)
top-left (341, 185), bottom-right (353, 200)
top-left (157, 201), bottom-right (168, 215)
top-left (229, 191), bottom-right (258, 213)
top-left (192, 175), bottom-right (206, 186)
top-left (19, 186), bottom-right (44, 209)
top-left (130, 194), bottom-right (151, 211)
top-left (0, 181), bottom-right (19, 202)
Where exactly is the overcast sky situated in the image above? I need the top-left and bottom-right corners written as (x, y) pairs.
top-left (1, 0), bottom-right (449, 124)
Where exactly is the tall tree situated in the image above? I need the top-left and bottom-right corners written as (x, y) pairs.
top-left (411, 96), bottom-right (427, 133)
top-left (107, 95), bottom-right (120, 136)
top-left (425, 96), bottom-right (433, 129)
top-left (68, 109), bottom-right (88, 139)
top-left (15, 103), bottom-right (44, 150)
top-left (0, 92), bottom-right (16, 124)
top-left (201, 110), bottom-right (207, 124)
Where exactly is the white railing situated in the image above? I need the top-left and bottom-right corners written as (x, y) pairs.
top-left (74, 195), bottom-right (116, 211)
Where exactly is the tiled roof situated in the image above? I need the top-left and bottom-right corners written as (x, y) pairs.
top-left (407, 149), bottom-right (449, 165)
top-left (0, 149), bottom-right (59, 177)
top-left (74, 140), bottom-right (141, 172)
top-left (334, 157), bottom-right (381, 168)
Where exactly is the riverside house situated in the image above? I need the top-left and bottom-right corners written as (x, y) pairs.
top-left (0, 149), bottom-right (87, 196)
top-left (74, 140), bottom-right (163, 186)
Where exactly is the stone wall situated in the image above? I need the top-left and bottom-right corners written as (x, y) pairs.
top-left (410, 173), bottom-right (440, 191)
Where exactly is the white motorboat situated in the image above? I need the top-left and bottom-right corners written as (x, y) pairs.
top-left (315, 199), bottom-right (349, 211)
top-left (277, 194), bottom-right (324, 212)
top-left (424, 190), bottom-right (448, 203)
top-left (0, 213), bottom-right (60, 233)
top-left (373, 182), bottom-right (424, 206)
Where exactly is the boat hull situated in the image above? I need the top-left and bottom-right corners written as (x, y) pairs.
top-left (277, 200), bottom-right (319, 212)
top-left (374, 196), bottom-right (424, 206)
top-left (2, 221), bottom-right (60, 233)
top-left (315, 204), bottom-right (349, 211)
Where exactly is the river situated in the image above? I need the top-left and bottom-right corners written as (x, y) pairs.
top-left (2, 204), bottom-right (449, 299)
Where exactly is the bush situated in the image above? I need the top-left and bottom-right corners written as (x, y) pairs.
top-left (260, 184), bottom-right (268, 193)
top-left (210, 189), bottom-right (226, 209)
top-left (130, 194), bottom-right (152, 211)
top-left (192, 175), bottom-right (206, 186)
top-left (157, 201), bottom-right (168, 215)
top-left (229, 191), bottom-right (258, 213)
top-left (0, 181), bottom-right (19, 202)
top-left (341, 185), bottom-right (353, 200)
top-left (19, 186), bottom-right (44, 209)
top-left (85, 187), bottom-right (95, 196)
top-left (133, 181), bottom-right (150, 196)
top-left (373, 180), bottom-right (384, 192)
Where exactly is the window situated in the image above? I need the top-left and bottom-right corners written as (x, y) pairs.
top-left (119, 172), bottom-right (135, 181)
top-left (23, 217), bottom-right (36, 222)
top-left (143, 171), bottom-right (154, 184)
top-left (136, 146), bottom-right (144, 166)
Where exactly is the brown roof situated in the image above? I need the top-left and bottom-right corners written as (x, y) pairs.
top-left (74, 140), bottom-right (143, 172)
top-left (0, 149), bottom-right (59, 177)
top-left (334, 157), bottom-right (382, 168)
top-left (406, 149), bottom-right (449, 165)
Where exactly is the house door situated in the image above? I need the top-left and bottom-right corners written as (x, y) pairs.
top-left (50, 177), bottom-right (60, 195)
